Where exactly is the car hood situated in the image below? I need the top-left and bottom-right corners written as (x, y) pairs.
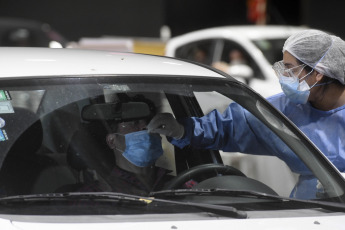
top-left (0, 213), bottom-right (344, 230)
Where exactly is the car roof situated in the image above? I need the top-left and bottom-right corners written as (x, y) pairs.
top-left (205, 25), bottom-right (308, 40)
top-left (167, 25), bottom-right (308, 43)
top-left (0, 47), bottom-right (224, 79)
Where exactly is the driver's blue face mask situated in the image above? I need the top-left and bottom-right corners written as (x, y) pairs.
top-left (114, 130), bottom-right (163, 167)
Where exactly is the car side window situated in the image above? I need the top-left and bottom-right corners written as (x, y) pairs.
top-left (194, 91), bottom-right (232, 114)
top-left (218, 39), bottom-right (265, 80)
top-left (175, 39), bottom-right (215, 65)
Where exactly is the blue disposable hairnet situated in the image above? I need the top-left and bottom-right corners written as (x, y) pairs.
top-left (283, 29), bottom-right (345, 84)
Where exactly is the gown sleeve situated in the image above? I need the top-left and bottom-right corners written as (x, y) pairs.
top-left (170, 102), bottom-right (272, 154)
top-left (170, 102), bottom-right (310, 174)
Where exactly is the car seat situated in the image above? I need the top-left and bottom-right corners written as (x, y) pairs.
top-left (55, 121), bottom-right (115, 192)
top-left (0, 108), bottom-right (45, 195)
top-left (0, 107), bottom-right (78, 195)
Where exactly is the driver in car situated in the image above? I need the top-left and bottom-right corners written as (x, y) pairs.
top-left (78, 94), bottom-right (172, 195)
top-left (77, 94), bottom-right (197, 196)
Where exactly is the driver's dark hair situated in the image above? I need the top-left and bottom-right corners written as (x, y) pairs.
top-left (117, 93), bottom-right (156, 118)
top-left (108, 93), bottom-right (156, 132)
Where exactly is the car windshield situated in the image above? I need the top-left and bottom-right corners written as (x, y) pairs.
top-left (252, 38), bottom-right (286, 65)
top-left (0, 75), bottom-right (344, 215)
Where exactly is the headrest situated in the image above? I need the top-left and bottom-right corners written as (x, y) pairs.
top-left (66, 124), bottom-right (115, 177)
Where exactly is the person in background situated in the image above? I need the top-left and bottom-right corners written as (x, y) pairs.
top-left (212, 49), bottom-right (253, 83)
top-left (147, 29), bottom-right (345, 199)
top-left (192, 47), bottom-right (209, 64)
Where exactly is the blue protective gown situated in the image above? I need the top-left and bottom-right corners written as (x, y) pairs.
top-left (170, 93), bottom-right (345, 199)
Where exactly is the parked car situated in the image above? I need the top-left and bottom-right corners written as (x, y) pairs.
top-left (0, 47), bottom-right (344, 229)
top-left (0, 17), bottom-right (68, 48)
top-left (165, 25), bottom-right (308, 98)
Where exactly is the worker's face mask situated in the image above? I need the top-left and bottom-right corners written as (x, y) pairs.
top-left (110, 130), bottom-right (163, 167)
top-left (273, 61), bottom-right (316, 104)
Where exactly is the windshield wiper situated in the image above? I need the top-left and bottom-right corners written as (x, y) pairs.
top-left (0, 192), bottom-right (247, 219)
top-left (0, 192), bottom-right (149, 205)
top-left (150, 188), bottom-right (345, 212)
top-left (151, 188), bottom-right (283, 200)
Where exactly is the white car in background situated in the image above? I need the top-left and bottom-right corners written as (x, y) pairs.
top-left (165, 25), bottom-right (308, 98)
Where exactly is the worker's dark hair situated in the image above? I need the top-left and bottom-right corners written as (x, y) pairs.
top-left (296, 59), bottom-right (342, 99)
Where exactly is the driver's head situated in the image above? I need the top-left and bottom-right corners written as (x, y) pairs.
top-left (105, 94), bottom-right (163, 174)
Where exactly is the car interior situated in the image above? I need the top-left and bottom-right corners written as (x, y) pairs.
top-left (0, 79), bottom-right (299, 199)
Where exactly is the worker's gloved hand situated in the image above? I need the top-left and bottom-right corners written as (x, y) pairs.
top-left (147, 113), bottom-right (185, 139)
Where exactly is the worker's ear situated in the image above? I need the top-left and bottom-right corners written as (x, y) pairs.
top-left (314, 70), bottom-right (324, 82)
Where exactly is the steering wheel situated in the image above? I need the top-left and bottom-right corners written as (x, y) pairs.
top-left (164, 163), bottom-right (246, 189)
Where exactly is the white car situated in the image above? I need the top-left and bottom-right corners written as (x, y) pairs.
top-left (0, 47), bottom-right (344, 229)
top-left (165, 25), bottom-right (308, 98)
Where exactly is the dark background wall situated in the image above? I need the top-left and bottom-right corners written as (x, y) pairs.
top-left (300, 0), bottom-right (345, 38)
top-left (0, 0), bottom-right (344, 41)
top-left (0, 0), bottom-right (165, 40)
top-left (164, 0), bottom-right (248, 37)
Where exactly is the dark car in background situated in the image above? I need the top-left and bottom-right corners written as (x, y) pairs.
top-left (0, 17), bottom-right (68, 48)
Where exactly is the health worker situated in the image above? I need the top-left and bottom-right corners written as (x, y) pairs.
top-left (147, 29), bottom-right (345, 199)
